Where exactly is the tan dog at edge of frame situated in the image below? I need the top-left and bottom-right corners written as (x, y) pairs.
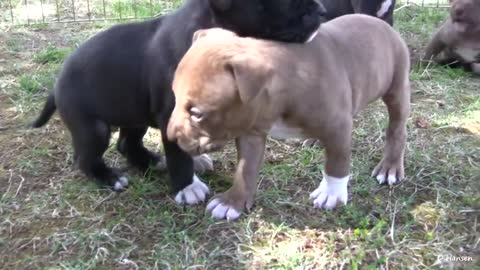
top-left (167, 14), bottom-right (411, 221)
top-left (421, 0), bottom-right (480, 74)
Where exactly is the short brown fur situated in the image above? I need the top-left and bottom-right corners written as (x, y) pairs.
top-left (168, 14), bottom-right (411, 219)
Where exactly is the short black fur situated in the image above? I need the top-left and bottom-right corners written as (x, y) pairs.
top-left (319, 0), bottom-right (396, 26)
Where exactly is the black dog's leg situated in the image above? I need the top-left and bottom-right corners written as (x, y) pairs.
top-left (71, 119), bottom-right (128, 191)
top-left (384, 14), bottom-right (393, 26)
top-left (161, 129), bottom-right (209, 205)
top-left (351, 0), bottom-right (395, 26)
top-left (117, 127), bottom-right (166, 171)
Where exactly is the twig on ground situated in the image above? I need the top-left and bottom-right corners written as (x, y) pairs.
top-left (394, 4), bottom-right (411, 13)
top-left (390, 200), bottom-right (398, 245)
top-left (93, 192), bottom-right (115, 210)
top-left (15, 174), bottom-right (25, 197)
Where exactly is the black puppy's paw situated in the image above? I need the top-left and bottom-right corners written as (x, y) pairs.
top-left (96, 169), bottom-right (129, 192)
top-left (174, 175), bottom-right (210, 205)
top-left (153, 157), bottom-right (167, 171)
top-left (301, 138), bottom-right (324, 148)
top-left (112, 176), bottom-right (129, 191)
top-left (117, 137), bottom-right (165, 171)
top-left (193, 154), bottom-right (214, 174)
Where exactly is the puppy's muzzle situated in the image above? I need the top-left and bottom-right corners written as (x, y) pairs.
top-left (167, 121), bottom-right (224, 155)
top-left (178, 136), bottom-right (224, 155)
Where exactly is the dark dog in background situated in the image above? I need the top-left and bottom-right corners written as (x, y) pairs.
top-left (31, 0), bottom-right (324, 204)
top-left (421, 0), bottom-right (480, 74)
top-left (319, 0), bottom-right (396, 25)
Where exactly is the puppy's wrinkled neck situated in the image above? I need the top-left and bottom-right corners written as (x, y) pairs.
top-left (452, 21), bottom-right (480, 38)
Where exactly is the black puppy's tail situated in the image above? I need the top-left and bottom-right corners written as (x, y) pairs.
top-left (31, 93), bottom-right (56, 128)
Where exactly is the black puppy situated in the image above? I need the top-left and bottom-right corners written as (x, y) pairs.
top-left (320, 0), bottom-right (396, 25)
top-left (31, 0), bottom-right (324, 204)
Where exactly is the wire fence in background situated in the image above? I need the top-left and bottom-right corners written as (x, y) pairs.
top-left (402, 0), bottom-right (451, 8)
top-left (0, 0), bottom-right (450, 26)
top-left (0, 0), bottom-right (180, 25)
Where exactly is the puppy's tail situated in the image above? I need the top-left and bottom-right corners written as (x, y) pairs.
top-left (31, 93), bottom-right (56, 128)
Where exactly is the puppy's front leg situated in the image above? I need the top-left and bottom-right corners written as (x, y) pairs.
top-left (310, 119), bottom-right (352, 209)
top-left (161, 135), bottom-right (210, 205)
top-left (207, 134), bottom-right (266, 221)
top-left (421, 26), bottom-right (448, 64)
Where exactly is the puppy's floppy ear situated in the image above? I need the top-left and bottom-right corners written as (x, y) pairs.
top-left (209, 0), bottom-right (232, 11)
top-left (192, 29), bottom-right (209, 43)
top-left (193, 28), bottom-right (238, 43)
top-left (227, 56), bottom-right (273, 104)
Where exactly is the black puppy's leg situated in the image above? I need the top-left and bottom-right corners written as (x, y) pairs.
top-left (385, 14), bottom-right (393, 26)
top-left (161, 131), bottom-right (209, 205)
top-left (71, 119), bottom-right (128, 191)
top-left (471, 63), bottom-right (480, 75)
top-left (117, 127), bottom-right (166, 171)
top-left (351, 0), bottom-right (395, 25)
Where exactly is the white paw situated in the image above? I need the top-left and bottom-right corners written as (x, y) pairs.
top-left (301, 138), bottom-right (322, 148)
top-left (113, 176), bottom-right (129, 191)
top-left (388, 174), bottom-right (397, 185)
top-left (309, 173), bottom-right (349, 209)
top-left (206, 198), bottom-right (241, 221)
top-left (376, 174), bottom-right (386, 185)
top-left (154, 158), bottom-right (167, 171)
top-left (193, 154), bottom-right (214, 173)
top-left (376, 172), bottom-right (398, 185)
top-left (472, 63), bottom-right (480, 74)
top-left (174, 175), bottom-right (210, 205)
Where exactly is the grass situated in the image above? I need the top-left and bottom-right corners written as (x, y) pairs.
top-left (34, 45), bottom-right (72, 64)
top-left (16, 46), bottom-right (69, 93)
top-left (108, 0), bottom-right (184, 18)
top-left (0, 4), bottom-right (479, 270)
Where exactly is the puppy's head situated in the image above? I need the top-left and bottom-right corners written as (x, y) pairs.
top-left (167, 28), bottom-right (273, 155)
top-left (449, 0), bottom-right (480, 33)
top-left (208, 0), bottom-right (326, 43)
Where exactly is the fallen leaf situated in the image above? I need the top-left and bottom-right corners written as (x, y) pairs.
top-left (415, 118), bottom-right (431, 129)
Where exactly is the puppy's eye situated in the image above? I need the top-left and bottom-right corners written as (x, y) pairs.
top-left (189, 107), bottom-right (204, 122)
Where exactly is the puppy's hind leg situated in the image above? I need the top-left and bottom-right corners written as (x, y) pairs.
top-left (71, 119), bottom-right (129, 191)
top-left (117, 127), bottom-right (166, 171)
top-left (372, 76), bottom-right (410, 185)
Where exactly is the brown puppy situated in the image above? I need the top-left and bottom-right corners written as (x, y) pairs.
top-left (421, 0), bottom-right (480, 74)
top-left (167, 14), bottom-right (411, 220)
